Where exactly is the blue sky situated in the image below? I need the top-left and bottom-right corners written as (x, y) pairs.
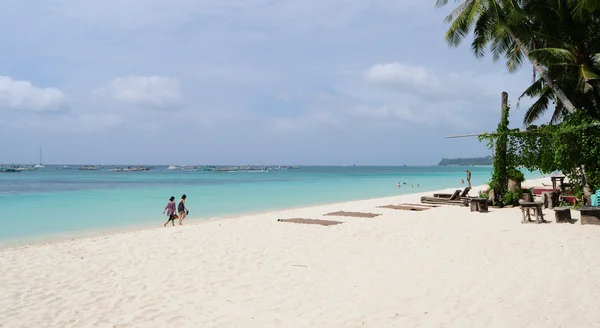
top-left (0, 0), bottom-right (545, 165)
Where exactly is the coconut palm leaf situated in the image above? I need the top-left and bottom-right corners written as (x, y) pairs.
top-left (522, 84), bottom-right (555, 124)
top-left (528, 48), bottom-right (577, 65)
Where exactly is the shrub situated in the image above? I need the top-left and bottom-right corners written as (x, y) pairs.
top-left (502, 189), bottom-right (523, 206)
top-left (507, 168), bottom-right (525, 182)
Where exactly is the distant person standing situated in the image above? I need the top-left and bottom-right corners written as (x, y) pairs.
top-left (163, 196), bottom-right (177, 227)
top-left (178, 194), bottom-right (188, 225)
top-left (466, 170), bottom-right (472, 188)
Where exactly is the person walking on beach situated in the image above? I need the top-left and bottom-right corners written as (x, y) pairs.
top-left (466, 170), bottom-right (472, 188)
top-left (163, 196), bottom-right (177, 227)
top-left (178, 194), bottom-right (188, 225)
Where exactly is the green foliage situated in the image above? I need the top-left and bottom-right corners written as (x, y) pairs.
top-left (479, 111), bottom-right (600, 191)
top-left (437, 0), bottom-right (600, 122)
top-left (479, 190), bottom-right (489, 199)
top-left (438, 0), bottom-right (600, 191)
top-left (503, 189), bottom-right (523, 206)
top-left (479, 104), bottom-right (513, 197)
top-left (438, 156), bottom-right (493, 166)
top-left (508, 168), bottom-right (525, 182)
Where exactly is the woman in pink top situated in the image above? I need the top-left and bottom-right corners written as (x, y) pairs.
top-left (162, 196), bottom-right (177, 227)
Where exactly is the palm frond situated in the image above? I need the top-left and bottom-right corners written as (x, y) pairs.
top-left (471, 8), bottom-right (493, 58)
top-left (519, 78), bottom-right (546, 102)
top-left (523, 85), bottom-right (554, 125)
top-left (444, 0), bottom-right (479, 47)
top-left (528, 48), bottom-right (577, 65)
top-left (551, 101), bottom-right (566, 124)
top-left (505, 39), bottom-right (524, 72)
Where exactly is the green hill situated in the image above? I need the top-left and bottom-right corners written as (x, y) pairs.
top-left (438, 156), bottom-right (493, 166)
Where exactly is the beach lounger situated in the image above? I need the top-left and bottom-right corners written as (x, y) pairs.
top-left (420, 190), bottom-right (469, 206)
top-left (433, 187), bottom-right (471, 199)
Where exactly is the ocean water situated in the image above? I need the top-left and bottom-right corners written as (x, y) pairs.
top-left (0, 165), bottom-right (535, 244)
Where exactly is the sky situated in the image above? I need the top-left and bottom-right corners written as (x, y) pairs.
top-left (0, 0), bottom-right (548, 166)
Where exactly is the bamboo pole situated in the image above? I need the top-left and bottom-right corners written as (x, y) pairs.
top-left (445, 122), bottom-right (600, 139)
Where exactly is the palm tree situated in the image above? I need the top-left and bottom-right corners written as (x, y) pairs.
top-left (435, 0), bottom-right (578, 113)
top-left (569, 0), bottom-right (600, 17)
top-left (517, 0), bottom-right (600, 124)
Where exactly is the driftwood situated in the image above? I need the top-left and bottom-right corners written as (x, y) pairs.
top-left (553, 207), bottom-right (572, 223)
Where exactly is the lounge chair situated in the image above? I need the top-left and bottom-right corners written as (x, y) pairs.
top-left (433, 187), bottom-right (471, 199)
top-left (421, 189), bottom-right (469, 206)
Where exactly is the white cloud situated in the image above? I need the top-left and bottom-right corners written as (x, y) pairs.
top-left (272, 111), bottom-right (339, 133)
top-left (95, 75), bottom-right (184, 110)
top-left (365, 62), bottom-right (437, 88)
top-left (8, 113), bottom-right (123, 133)
top-left (350, 105), bottom-right (431, 125)
top-left (45, 0), bottom-right (426, 30)
top-left (0, 76), bottom-right (67, 112)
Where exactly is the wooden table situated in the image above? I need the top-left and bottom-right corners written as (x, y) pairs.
top-left (469, 198), bottom-right (488, 213)
top-left (579, 207), bottom-right (600, 225)
top-left (519, 201), bottom-right (546, 223)
top-left (553, 207), bottom-right (572, 223)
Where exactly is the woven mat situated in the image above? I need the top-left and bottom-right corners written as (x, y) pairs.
top-left (323, 211), bottom-right (381, 218)
top-left (277, 218), bottom-right (343, 226)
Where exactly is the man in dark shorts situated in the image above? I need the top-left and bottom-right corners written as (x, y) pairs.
top-left (466, 170), bottom-right (472, 188)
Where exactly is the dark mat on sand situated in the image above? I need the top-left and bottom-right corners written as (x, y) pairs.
top-left (400, 203), bottom-right (439, 208)
top-left (377, 205), bottom-right (430, 211)
top-left (323, 211), bottom-right (381, 218)
top-left (277, 218), bottom-right (343, 226)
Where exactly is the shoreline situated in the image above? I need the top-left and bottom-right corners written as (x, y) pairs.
top-left (5, 176), bottom-right (599, 327)
top-left (0, 177), bottom-right (543, 250)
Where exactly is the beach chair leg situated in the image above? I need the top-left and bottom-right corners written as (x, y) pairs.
top-left (535, 206), bottom-right (544, 223)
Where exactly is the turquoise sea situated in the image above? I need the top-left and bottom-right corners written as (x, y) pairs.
top-left (0, 165), bottom-right (538, 245)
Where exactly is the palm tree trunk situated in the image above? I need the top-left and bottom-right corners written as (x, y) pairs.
top-left (505, 28), bottom-right (578, 113)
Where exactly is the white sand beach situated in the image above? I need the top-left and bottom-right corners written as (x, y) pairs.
top-left (2, 177), bottom-right (600, 327)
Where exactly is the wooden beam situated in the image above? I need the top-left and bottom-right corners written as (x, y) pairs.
top-left (446, 122), bottom-right (600, 139)
top-left (445, 132), bottom-right (490, 139)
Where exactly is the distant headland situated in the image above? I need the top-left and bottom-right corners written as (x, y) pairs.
top-left (438, 156), bottom-right (493, 166)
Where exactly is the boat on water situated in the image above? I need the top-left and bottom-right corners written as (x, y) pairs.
top-left (79, 165), bottom-right (103, 171)
top-left (16, 165), bottom-right (36, 172)
top-left (33, 147), bottom-right (46, 169)
top-left (109, 166), bottom-right (151, 172)
top-left (0, 166), bottom-right (19, 173)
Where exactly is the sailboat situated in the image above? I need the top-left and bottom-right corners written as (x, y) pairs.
top-left (33, 147), bottom-right (45, 169)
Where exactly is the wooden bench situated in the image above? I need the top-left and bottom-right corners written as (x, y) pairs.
top-left (553, 207), bottom-right (572, 223)
top-left (519, 201), bottom-right (546, 224)
top-left (469, 198), bottom-right (488, 213)
top-left (579, 207), bottom-right (600, 225)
